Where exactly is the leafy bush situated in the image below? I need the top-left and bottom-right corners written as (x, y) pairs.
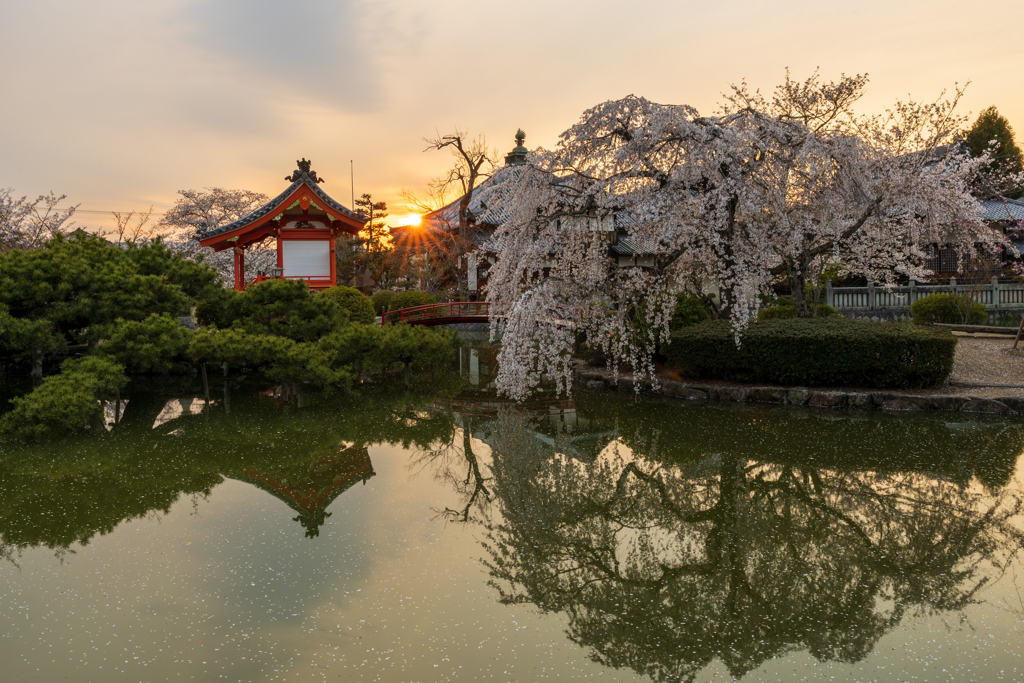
top-left (669, 291), bottom-right (712, 331)
top-left (390, 290), bottom-right (438, 310)
top-left (758, 299), bottom-right (839, 320)
top-left (371, 323), bottom-right (458, 387)
top-left (663, 318), bottom-right (956, 389)
top-left (197, 279), bottom-right (348, 341)
top-left (320, 285), bottom-right (375, 324)
top-left (911, 293), bottom-right (987, 326)
top-left (100, 314), bottom-right (190, 373)
top-left (187, 327), bottom-right (351, 389)
top-left (371, 289), bottom-right (395, 314)
top-left (0, 357), bottom-right (128, 439)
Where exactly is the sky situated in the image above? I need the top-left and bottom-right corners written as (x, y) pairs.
top-left (2, 0), bottom-right (1022, 231)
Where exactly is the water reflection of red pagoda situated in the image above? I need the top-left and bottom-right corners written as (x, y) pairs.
top-left (235, 444), bottom-right (374, 537)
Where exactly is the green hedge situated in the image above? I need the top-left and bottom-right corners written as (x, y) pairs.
top-left (320, 285), bottom-right (375, 324)
top-left (390, 290), bottom-right (437, 310)
top-left (371, 289), bottom-right (395, 314)
top-left (663, 318), bottom-right (956, 389)
top-left (669, 291), bottom-right (712, 330)
top-left (757, 299), bottom-right (839, 320)
top-left (911, 293), bottom-right (986, 326)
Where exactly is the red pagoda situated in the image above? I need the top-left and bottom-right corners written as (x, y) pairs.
top-left (198, 159), bottom-right (367, 290)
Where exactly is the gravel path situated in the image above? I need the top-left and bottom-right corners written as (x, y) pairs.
top-left (942, 333), bottom-right (1024, 397)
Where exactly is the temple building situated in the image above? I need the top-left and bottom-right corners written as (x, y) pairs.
top-left (198, 159), bottom-right (367, 290)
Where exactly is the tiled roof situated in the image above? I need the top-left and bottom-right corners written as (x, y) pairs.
top-left (610, 233), bottom-right (668, 256)
top-left (978, 198), bottom-right (1024, 223)
top-left (197, 172), bottom-right (366, 240)
top-left (425, 168), bottom-right (527, 229)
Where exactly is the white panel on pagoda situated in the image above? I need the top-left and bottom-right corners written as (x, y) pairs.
top-left (282, 240), bottom-right (331, 278)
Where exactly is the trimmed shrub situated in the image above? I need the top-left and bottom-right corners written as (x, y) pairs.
top-left (0, 356), bottom-right (128, 439)
top-left (371, 289), bottom-right (395, 314)
top-left (390, 290), bottom-right (438, 310)
top-left (320, 285), bottom-right (375, 324)
top-left (669, 291), bottom-right (712, 331)
top-left (758, 299), bottom-right (839, 320)
top-left (911, 293), bottom-right (987, 326)
top-left (663, 318), bottom-right (956, 389)
top-left (100, 314), bottom-right (190, 374)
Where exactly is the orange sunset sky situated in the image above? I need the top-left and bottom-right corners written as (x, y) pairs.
top-left (2, 0), bottom-right (1022, 231)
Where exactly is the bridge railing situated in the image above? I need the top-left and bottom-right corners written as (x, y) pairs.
top-left (382, 301), bottom-right (494, 325)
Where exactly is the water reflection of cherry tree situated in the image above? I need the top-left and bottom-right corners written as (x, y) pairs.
top-left (481, 410), bottom-right (1024, 683)
top-left (411, 414), bottom-right (493, 522)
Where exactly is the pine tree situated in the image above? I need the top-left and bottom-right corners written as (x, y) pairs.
top-left (966, 106), bottom-right (1024, 174)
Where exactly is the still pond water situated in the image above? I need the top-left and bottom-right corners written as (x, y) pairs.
top-left (1, 352), bottom-right (1023, 682)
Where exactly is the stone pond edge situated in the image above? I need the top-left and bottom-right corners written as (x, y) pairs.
top-left (573, 368), bottom-right (1024, 415)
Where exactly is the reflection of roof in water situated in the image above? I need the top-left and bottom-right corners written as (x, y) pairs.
top-left (231, 444), bottom-right (374, 538)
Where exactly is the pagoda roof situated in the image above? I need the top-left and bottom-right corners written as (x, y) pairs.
top-left (198, 159), bottom-right (367, 248)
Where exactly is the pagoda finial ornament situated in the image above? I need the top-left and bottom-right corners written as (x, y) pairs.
top-left (286, 158), bottom-right (325, 184)
top-left (505, 130), bottom-right (528, 166)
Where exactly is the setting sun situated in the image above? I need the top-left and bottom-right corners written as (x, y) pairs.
top-left (388, 213), bottom-right (423, 228)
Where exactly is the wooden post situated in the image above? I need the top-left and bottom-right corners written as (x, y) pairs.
top-left (867, 282), bottom-right (875, 311)
top-left (825, 279), bottom-right (833, 308)
top-left (908, 279), bottom-right (916, 307)
top-left (31, 348), bottom-right (43, 382)
top-left (992, 276), bottom-right (1001, 308)
top-left (1014, 313), bottom-right (1024, 350)
top-left (201, 362), bottom-right (210, 405)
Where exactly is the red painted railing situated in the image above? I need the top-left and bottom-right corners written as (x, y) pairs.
top-left (382, 301), bottom-right (494, 326)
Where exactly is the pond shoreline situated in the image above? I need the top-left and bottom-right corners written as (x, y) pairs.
top-left (573, 363), bottom-right (1024, 415)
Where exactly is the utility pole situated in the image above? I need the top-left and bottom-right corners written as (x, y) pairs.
top-left (350, 160), bottom-right (354, 209)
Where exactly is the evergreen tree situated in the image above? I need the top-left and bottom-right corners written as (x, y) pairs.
top-left (966, 106), bottom-right (1024, 175)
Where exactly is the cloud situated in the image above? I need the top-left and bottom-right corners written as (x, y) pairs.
top-left (182, 0), bottom-right (382, 113)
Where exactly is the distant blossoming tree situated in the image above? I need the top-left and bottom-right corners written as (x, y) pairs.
top-left (0, 189), bottom-right (77, 252)
top-left (486, 72), bottom-right (1007, 400)
top-left (159, 188), bottom-right (272, 284)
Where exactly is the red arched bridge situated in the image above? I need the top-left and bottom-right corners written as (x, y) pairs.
top-left (381, 301), bottom-right (577, 327)
top-left (382, 302), bottom-right (494, 326)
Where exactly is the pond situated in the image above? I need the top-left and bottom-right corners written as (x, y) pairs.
top-left (1, 348), bottom-right (1023, 682)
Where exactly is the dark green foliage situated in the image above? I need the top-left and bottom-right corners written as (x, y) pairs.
top-left (911, 293), bottom-right (987, 326)
top-left (206, 279), bottom-right (349, 341)
top-left (371, 289), bottom-right (395, 314)
top-left (371, 323), bottom-right (459, 387)
top-left (966, 106), bottom-right (1024, 174)
top-left (0, 357), bottom-right (128, 439)
top-left (123, 240), bottom-right (222, 302)
top-left (320, 324), bottom-right (386, 371)
top-left (0, 233), bottom-right (206, 365)
top-left (669, 291), bottom-right (712, 331)
top-left (100, 314), bottom-right (190, 374)
top-left (0, 306), bottom-right (66, 358)
top-left (320, 285), bottom-right (376, 324)
top-left (374, 324), bottom-right (458, 368)
top-left (390, 290), bottom-right (438, 310)
top-left (663, 318), bottom-right (956, 388)
top-left (187, 327), bottom-right (351, 389)
top-left (758, 299), bottom-right (839, 320)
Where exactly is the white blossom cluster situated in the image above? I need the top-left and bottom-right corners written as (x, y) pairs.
top-left (486, 73), bottom-right (1007, 400)
top-left (0, 189), bottom-right (77, 252)
top-left (159, 188), bottom-right (275, 284)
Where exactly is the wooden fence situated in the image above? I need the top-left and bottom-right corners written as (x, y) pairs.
top-left (827, 278), bottom-right (1024, 311)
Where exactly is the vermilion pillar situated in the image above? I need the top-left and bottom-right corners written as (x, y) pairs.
top-left (233, 246), bottom-right (246, 291)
